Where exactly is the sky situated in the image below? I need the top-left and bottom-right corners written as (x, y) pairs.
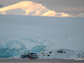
top-left (0, 0), bottom-right (84, 16)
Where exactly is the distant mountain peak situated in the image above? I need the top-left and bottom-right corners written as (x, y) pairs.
top-left (0, 1), bottom-right (72, 17)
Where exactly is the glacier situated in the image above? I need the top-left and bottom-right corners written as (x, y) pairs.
top-left (0, 15), bottom-right (84, 59)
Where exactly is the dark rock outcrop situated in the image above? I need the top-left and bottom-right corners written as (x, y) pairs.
top-left (20, 53), bottom-right (38, 59)
top-left (57, 50), bottom-right (66, 53)
top-left (0, 5), bottom-right (3, 8)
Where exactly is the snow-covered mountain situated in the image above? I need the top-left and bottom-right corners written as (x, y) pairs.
top-left (77, 13), bottom-right (84, 17)
top-left (0, 1), bottom-right (72, 17)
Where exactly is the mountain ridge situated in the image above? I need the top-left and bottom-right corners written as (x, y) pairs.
top-left (0, 1), bottom-right (72, 17)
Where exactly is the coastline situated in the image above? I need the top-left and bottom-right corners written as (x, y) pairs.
top-left (0, 58), bottom-right (84, 63)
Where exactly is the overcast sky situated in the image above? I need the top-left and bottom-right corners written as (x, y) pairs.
top-left (0, 0), bottom-right (84, 15)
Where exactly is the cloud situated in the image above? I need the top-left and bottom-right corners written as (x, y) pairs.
top-left (0, 1), bottom-right (72, 17)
